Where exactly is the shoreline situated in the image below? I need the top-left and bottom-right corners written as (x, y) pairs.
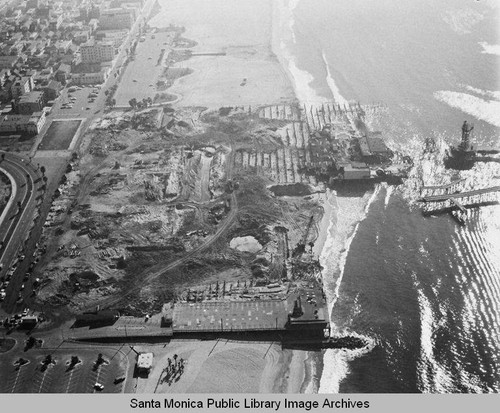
top-left (113, 0), bottom-right (365, 395)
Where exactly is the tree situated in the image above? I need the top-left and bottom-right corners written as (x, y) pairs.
top-left (40, 166), bottom-right (46, 177)
top-left (128, 98), bottom-right (137, 109)
top-left (1, 153), bottom-right (5, 162)
top-left (104, 90), bottom-right (109, 96)
top-left (111, 98), bottom-right (116, 107)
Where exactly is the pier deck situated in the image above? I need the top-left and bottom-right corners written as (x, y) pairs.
top-left (419, 186), bottom-right (500, 202)
top-left (172, 300), bottom-right (290, 332)
top-left (422, 178), bottom-right (465, 190)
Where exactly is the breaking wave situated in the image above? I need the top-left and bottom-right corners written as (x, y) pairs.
top-left (433, 90), bottom-right (500, 128)
top-left (317, 186), bottom-right (382, 393)
top-left (479, 41), bottom-right (500, 56)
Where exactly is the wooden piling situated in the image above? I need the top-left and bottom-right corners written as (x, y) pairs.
top-left (310, 106), bottom-right (316, 129)
top-left (326, 104), bottom-right (332, 123)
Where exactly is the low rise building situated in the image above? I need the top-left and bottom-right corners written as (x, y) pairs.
top-left (0, 110), bottom-right (46, 135)
top-left (43, 79), bottom-right (62, 100)
top-left (48, 15), bottom-right (63, 31)
top-left (0, 56), bottom-right (19, 69)
top-left (80, 38), bottom-right (114, 63)
top-left (72, 30), bottom-right (90, 44)
top-left (99, 8), bottom-right (133, 30)
top-left (16, 90), bottom-right (45, 114)
top-left (70, 67), bottom-right (110, 85)
top-left (11, 76), bottom-right (34, 99)
top-left (136, 353), bottom-right (153, 375)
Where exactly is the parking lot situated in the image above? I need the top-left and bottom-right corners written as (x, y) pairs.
top-left (0, 346), bottom-right (130, 393)
top-left (51, 85), bottom-right (102, 118)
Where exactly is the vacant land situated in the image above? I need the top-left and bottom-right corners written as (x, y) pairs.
top-left (38, 120), bottom-right (82, 151)
top-left (29, 101), bottom-right (340, 317)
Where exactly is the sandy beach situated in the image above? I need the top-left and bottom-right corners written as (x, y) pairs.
top-left (133, 340), bottom-right (311, 393)
top-left (148, 0), bottom-right (295, 108)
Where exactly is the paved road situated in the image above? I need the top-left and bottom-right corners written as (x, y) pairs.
top-left (28, 0), bottom-right (156, 158)
top-left (0, 153), bottom-right (41, 306)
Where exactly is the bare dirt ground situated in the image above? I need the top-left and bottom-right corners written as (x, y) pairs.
top-left (31, 100), bottom-right (328, 318)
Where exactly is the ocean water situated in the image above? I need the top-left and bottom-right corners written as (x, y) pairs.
top-left (274, 0), bottom-right (500, 393)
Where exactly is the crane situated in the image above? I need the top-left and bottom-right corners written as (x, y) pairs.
top-left (292, 215), bottom-right (314, 258)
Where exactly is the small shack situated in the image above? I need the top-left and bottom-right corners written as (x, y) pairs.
top-left (19, 315), bottom-right (38, 330)
top-left (136, 353), bottom-right (153, 375)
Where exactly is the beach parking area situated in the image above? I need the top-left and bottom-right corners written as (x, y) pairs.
top-left (0, 346), bottom-right (129, 393)
top-left (114, 31), bottom-right (176, 107)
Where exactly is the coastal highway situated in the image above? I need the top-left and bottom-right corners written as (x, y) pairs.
top-left (0, 152), bottom-right (41, 312)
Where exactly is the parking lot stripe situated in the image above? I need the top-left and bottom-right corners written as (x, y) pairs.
top-left (11, 366), bottom-right (24, 393)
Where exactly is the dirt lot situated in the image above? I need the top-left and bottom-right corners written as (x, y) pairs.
top-left (38, 120), bottom-right (82, 151)
top-left (30, 102), bottom-right (328, 317)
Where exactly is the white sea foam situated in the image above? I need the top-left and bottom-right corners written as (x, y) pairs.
top-left (434, 90), bottom-right (500, 128)
top-left (272, 0), bottom-right (326, 104)
top-left (479, 41), bottom-right (500, 56)
top-left (272, 0), bottom-right (348, 106)
top-left (321, 51), bottom-right (348, 106)
top-left (319, 332), bottom-right (377, 393)
top-left (464, 85), bottom-right (500, 101)
top-left (317, 187), bottom-right (382, 393)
